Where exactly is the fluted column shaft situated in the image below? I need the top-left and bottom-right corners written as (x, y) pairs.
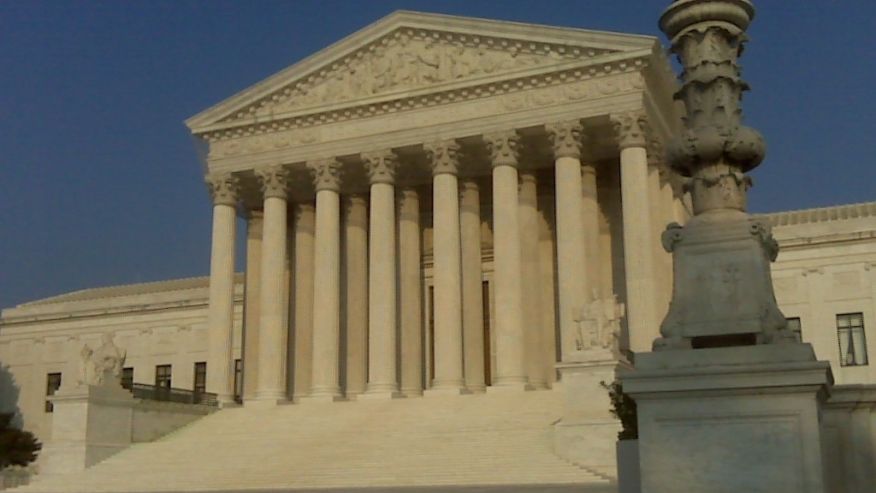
top-left (363, 151), bottom-right (399, 397)
top-left (485, 131), bottom-right (529, 389)
top-left (460, 179), bottom-right (486, 392)
top-left (581, 164), bottom-right (601, 294)
top-left (519, 171), bottom-right (546, 388)
top-left (308, 159), bottom-right (343, 399)
top-left (343, 196), bottom-right (368, 397)
top-left (398, 188), bottom-right (423, 395)
top-left (205, 174), bottom-right (239, 404)
top-left (242, 212), bottom-right (263, 402)
top-left (612, 112), bottom-right (658, 353)
top-left (254, 166), bottom-right (291, 403)
top-left (292, 204), bottom-right (315, 400)
top-left (547, 121), bottom-right (589, 361)
top-left (425, 141), bottom-right (465, 392)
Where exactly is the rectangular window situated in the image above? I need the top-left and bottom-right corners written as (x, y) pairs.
top-left (193, 362), bottom-right (207, 395)
top-left (45, 373), bottom-right (62, 412)
top-left (786, 317), bottom-right (802, 338)
top-left (837, 313), bottom-right (868, 366)
top-left (155, 364), bottom-right (172, 389)
top-left (121, 367), bottom-right (134, 390)
top-left (233, 359), bottom-right (243, 403)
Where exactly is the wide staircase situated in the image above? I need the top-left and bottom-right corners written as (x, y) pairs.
top-left (20, 389), bottom-right (614, 493)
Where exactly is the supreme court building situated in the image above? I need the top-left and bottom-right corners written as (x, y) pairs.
top-left (2, 11), bottom-right (875, 492)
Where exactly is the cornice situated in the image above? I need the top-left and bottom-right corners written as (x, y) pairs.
top-left (757, 202), bottom-right (876, 228)
top-left (186, 11), bottom-right (657, 130)
top-left (195, 50), bottom-right (653, 142)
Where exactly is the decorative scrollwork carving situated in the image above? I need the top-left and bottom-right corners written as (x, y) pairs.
top-left (205, 173), bottom-right (240, 206)
top-left (424, 140), bottom-right (461, 176)
top-left (483, 130), bottom-right (521, 168)
top-left (610, 111), bottom-right (648, 150)
top-left (544, 121), bottom-right (583, 159)
top-left (361, 150), bottom-right (399, 185)
top-left (307, 158), bottom-right (343, 192)
top-left (255, 165), bottom-right (291, 199)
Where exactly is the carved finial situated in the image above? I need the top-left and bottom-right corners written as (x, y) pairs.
top-left (254, 165), bottom-right (291, 199)
top-left (205, 173), bottom-right (240, 206)
top-left (307, 158), bottom-right (343, 192)
top-left (424, 140), bottom-right (461, 176)
top-left (545, 121), bottom-right (584, 159)
top-left (361, 150), bottom-right (399, 185)
top-left (483, 130), bottom-right (521, 168)
top-left (610, 111), bottom-right (648, 150)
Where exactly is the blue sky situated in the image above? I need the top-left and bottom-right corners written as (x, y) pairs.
top-left (1, 1), bottom-right (874, 309)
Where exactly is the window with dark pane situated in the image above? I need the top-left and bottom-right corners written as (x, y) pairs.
top-left (837, 313), bottom-right (868, 366)
top-left (233, 359), bottom-right (243, 403)
top-left (121, 367), bottom-right (134, 390)
top-left (45, 373), bottom-right (62, 412)
top-left (155, 364), bottom-right (172, 389)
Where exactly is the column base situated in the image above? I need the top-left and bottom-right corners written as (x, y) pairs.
top-left (486, 382), bottom-right (534, 393)
top-left (357, 390), bottom-right (405, 400)
top-left (400, 387), bottom-right (424, 397)
top-left (423, 387), bottom-right (471, 398)
top-left (299, 394), bottom-right (346, 404)
top-left (244, 398), bottom-right (287, 409)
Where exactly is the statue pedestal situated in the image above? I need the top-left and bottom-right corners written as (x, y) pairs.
top-left (553, 351), bottom-right (628, 477)
top-left (621, 343), bottom-right (832, 493)
top-left (41, 381), bottom-right (135, 476)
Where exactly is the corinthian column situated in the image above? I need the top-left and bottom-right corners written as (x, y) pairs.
top-left (546, 121), bottom-right (589, 362)
top-left (424, 140), bottom-right (466, 394)
top-left (362, 150), bottom-right (401, 398)
top-left (611, 111), bottom-right (658, 354)
top-left (205, 173), bottom-right (239, 404)
top-left (460, 179), bottom-right (486, 392)
top-left (484, 130), bottom-right (530, 390)
top-left (252, 166), bottom-right (291, 405)
top-left (343, 195), bottom-right (368, 398)
top-left (306, 158), bottom-right (344, 401)
top-left (292, 203), bottom-right (315, 400)
top-left (398, 187), bottom-right (423, 396)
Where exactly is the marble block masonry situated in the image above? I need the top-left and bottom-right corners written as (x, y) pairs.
top-left (621, 2), bottom-right (833, 493)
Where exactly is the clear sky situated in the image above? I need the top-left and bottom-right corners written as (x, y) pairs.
top-left (1, 0), bottom-right (874, 309)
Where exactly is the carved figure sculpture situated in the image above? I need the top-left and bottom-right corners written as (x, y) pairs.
top-left (574, 290), bottom-right (625, 352)
top-left (78, 333), bottom-right (126, 386)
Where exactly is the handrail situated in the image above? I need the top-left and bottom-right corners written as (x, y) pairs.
top-left (129, 383), bottom-right (218, 406)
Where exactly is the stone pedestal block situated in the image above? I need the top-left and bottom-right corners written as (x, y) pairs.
top-left (41, 382), bottom-right (135, 475)
top-left (621, 343), bottom-right (832, 493)
top-left (553, 356), bottom-right (626, 475)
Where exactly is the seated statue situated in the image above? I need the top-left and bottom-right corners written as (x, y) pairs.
top-left (78, 333), bottom-right (126, 386)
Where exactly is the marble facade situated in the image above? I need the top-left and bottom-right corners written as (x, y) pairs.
top-left (0, 11), bottom-right (874, 449)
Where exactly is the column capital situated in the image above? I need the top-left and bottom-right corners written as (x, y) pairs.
top-left (254, 166), bottom-right (291, 200)
top-left (483, 130), bottom-right (521, 168)
top-left (307, 158), bottom-right (343, 192)
top-left (545, 121), bottom-right (585, 159)
top-left (361, 150), bottom-right (399, 185)
top-left (205, 173), bottom-right (240, 206)
top-left (610, 110), bottom-right (649, 150)
top-left (424, 140), bottom-right (461, 176)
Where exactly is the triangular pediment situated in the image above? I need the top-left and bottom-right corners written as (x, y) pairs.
top-left (186, 11), bottom-right (657, 134)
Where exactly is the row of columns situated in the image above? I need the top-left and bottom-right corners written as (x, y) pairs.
top-left (204, 111), bottom-right (661, 404)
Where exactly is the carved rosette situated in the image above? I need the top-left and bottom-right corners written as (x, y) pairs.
top-left (483, 130), bottom-right (520, 168)
top-left (307, 158), bottom-right (343, 192)
top-left (255, 166), bottom-right (291, 200)
top-left (361, 150), bottom-right (399, 185)
top-left (545, 121), bottom-right (583, 159)
top-left (610, 111), bottom-right (648, 150)
top-left (424, 140), bottom-right (461, 176)
top-left (205, 173), bottom-right (240, 207)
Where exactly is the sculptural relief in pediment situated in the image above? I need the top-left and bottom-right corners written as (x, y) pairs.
top-left (223, 30), bottom-right (614, 123)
